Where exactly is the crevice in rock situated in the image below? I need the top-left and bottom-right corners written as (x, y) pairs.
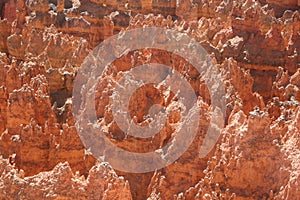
top-left (50, 89), bottom-right (72, 108)
top-left (251, 69), bottom-right (278, 102)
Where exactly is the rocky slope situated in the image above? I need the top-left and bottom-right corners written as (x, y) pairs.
top-left (0, 0), bottom-right (299, 199)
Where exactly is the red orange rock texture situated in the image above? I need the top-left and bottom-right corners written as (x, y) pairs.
top-left (0, 0), bottom-right (299, 199)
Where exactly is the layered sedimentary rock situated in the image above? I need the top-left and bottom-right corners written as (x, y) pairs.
top-left (0, 0), bottom-right (299, 199)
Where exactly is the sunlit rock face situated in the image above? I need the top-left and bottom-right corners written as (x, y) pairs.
top-left (0, 0), bottom-right (299, 199)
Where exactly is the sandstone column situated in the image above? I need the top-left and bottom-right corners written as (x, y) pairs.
top-left (56, 0), bottom-right (65, 27)
top-left (57, 0), bottom-right (64, 13)
top-left (16, 0), bottom-right (25, 29)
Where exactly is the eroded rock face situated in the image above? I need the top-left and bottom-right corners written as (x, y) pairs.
top-left (0, 0), bottom-right (299, 199)
top-left (0, 157), bottom-right (132, 200)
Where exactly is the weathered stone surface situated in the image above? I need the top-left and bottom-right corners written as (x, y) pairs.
top-left (0, 0), bottom-right (299, 199)
top-left (0, 157), bottom-right (132, 199)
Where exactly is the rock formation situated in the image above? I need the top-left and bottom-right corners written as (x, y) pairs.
top-left (0, 0), bottom-right (299, 199)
